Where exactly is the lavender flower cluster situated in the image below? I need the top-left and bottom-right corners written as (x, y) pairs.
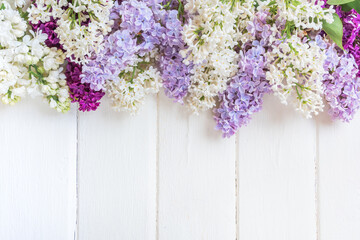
top-left (214, 12), bottom-right (273, 137)
top-left (321, 41), bottom-right (360, 122)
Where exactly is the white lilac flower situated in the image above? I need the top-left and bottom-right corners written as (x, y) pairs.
top-left (280, 0), bottom-right (334, 30)
top-left (106, 63), bottom-right (162, 114)
top-left (266, 35), bottom-right (327, 118)
top-left (0, 1), bottom-right (27, 48)
top-left (181, 0), bottom-right (255, 113)
top-left (266, 0), bottom-right (334, 39)
top-left (0, 1), bottom-right (71, 112)
top-left (3, 0), bottom-right (26, 8)
top-left (27, 0), bottom-right (114, 64)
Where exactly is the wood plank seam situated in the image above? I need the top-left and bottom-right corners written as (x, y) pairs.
top-left (156, 94), bottom-right (160, 240)
top-left (235, 133), bottom-right (239, 240)
top-left (315, 120), bottom-right (320, 240)
top-left (75, 109), bottom-right (80, 240)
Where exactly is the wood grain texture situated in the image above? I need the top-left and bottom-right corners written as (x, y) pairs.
top-left (318, 111), bottom-right (360, 240)
top-left (78, 97), bottom-right (157, 240)
top-left (237, 95), bottom-right (317, 240)
top-left (0, 99), bottom-right (77, 240)
top-left (158, 92), bottom-right (236, 240)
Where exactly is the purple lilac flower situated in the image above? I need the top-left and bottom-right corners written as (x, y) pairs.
top-left (30, 17), bottom-right (62, 49)
top-left (158, 10), bottom-right (192, 102)
top-left (338, 9), bottom-right (360, 76)
top-left (65, 61), bottom-right (105, 112)
top-left (28, 2), bottom-right (105, 112)
top-left (214, 11), bottom-right (273, 137)
top-left (81, 0), bottom-right (160, 90)
top-left (82, 0), bottom-right (192, 103)
top-left (318, 39), bottom-right (360, 122)
top-left (323, 1), bottom-right (360, 75)
top-left (159, 46), bottom-right (192, 102)
top-left (214, 45), bottom-right (271, 138)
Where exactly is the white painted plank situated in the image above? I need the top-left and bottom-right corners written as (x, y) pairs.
top-left (238, 95), bottom-right (317, 240)
top-left (318, 111), bottom-right (360, 240)
top-left (0, 98), bottom-right (77, 240)
top-left (78, 97), bottom-right (157, 240)
top-left (158, 92), bottom-right (236, 240)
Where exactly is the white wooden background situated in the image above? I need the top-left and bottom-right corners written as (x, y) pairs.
top-left (0, 92), bottom-right (360, 240)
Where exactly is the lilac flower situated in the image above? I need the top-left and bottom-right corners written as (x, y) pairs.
top-left (81, 0), bottom-right (160, 90)
top-left (214, 45), bottom-right (271, 137)
top-left (323, 1), bottom-right (360, 75)
top-left (322, 44), bottom-right (360, 122)
top-left (82, 0), bottom-right (192, 103)
top-left (214, 11), bottom-right (273, 137)
top-left (159, 46), bottom-right (192, 102)
top-left (65, 61), bottom-right (105, 112)
top-left (30, 17), bottom-right (62, 49)
top-left (81, 30), bottom-right (139, 91)
top-left (158, 10), bottom-right (192, 102)
top-left (28, 5), bottom-right (105, 112)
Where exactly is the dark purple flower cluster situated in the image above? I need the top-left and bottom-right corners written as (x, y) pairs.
top-left (65, 61), bottom-right (105, 112)
top-left (30, 17), bottom-right (62, 49)
top-left (28, 3), bottom-right (105, 112)
top-left (323, 1), bottom-right (360, 76)
top-left (337, 9), bottom-right (360, 76)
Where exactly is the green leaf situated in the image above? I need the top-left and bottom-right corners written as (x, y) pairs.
top-left (322, 13), bottom-right (344, 50)
top-left (0, 3), bottom-right (5, 10)
top-left (327, 0), bottom-right (355, 5)
top-left (341, 1), bottom-right (360, 14)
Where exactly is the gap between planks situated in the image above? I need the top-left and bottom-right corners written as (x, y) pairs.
top-left (156, 94), bottom-right (160, 240)
top-left (235, 133), bottom-right (240, 240)
top-left (75, 109), bottom-right (80, 240)
top-left (315, 120), bottom-right (320, 240)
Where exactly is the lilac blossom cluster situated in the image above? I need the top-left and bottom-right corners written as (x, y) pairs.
top-left (214, 12), bottom-right (272, 137)
top-left (81, 0), bottom-right (191, 112)
top-left (317, 38), bottom-right (360, 122)
top-left (65, 62), bottom-right (105, 112)
top-left (30, 17), bottom-right (62, 49)
top-left (28, 2), bottom-right (106, 112)
top-left (158, 11), bottom-right (192, 103)
top-left (323, 1), bottom-right (360, 75)
top-left (81, 0), bottom-right (162, 91)
top-left (337, 9), bottom-right (360, 75)
top-left (214, 45), bottom-right (271, 137)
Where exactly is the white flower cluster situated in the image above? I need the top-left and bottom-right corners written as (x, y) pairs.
top-left (106, 55), bottom-right (162, 114)
top-left (278, 0), bottom-right (334, 31)
top-left (0, 1), bottom-right (70, 112)
top-left (6, 0), bottom-right (25, 8)
top-left (27, 0), bottom-right (114, 64)
top-left (181, 0), bottom-right (255, 113)
top-left (266, 35), bottom-right (327, 118)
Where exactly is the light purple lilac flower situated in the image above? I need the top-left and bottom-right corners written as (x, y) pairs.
top-left (81, 0), bottom-right (160, 90)
top-left (316, 36), bottom-right (360, 122)
top-left (158, 10), bottom-right (192, 103)
top-left (214, 45), bottom-right (271, 138)
top-left (214, 11), bottom-right (273, 137)
top-left (81, 0), bottom-right (192, 102)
